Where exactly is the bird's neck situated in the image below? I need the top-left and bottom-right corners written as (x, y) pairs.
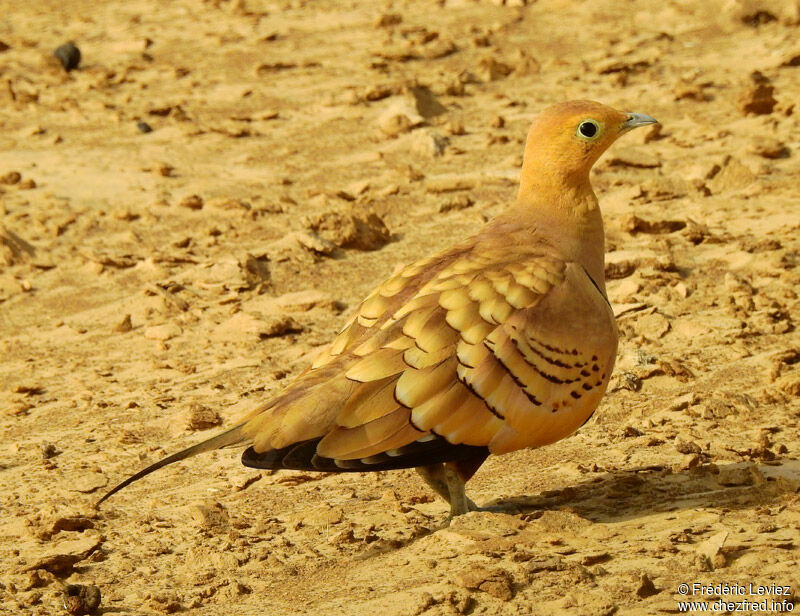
top-left (493, 173), bottom-right (607, 292)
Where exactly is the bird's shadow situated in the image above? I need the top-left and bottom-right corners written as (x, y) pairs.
top-left (486, 459), bottom-right (799, 523)
top-left (361, 459), bottom-right (798, 557)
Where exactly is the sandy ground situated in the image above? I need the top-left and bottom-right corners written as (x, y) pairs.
top-left (2, 0), bottom-right (800, 614)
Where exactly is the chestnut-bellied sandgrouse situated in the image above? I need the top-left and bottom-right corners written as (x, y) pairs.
top-left (99, 101), bottom-right (658, 518)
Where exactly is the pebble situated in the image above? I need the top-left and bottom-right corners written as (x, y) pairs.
top-left (0, 170), bottom-right (22, 184)
top-left (477, 56), bottom-right (513, 81)
top-left (439, 194), bottom-right (473, 212)
top-left (137, 121), bottom-right (153, 133)
top-left (634, 312), bottom-right (671, 340)
top-left (708, 157), bottom-right (755, 193)
top-left (621, 214), bottom-right (685, 235)
top-left (143, 323), bottom-right (182, 341)
top-left (374, 13), bottom-right (402, 28)
top-left (410, 128), bottom-right (449, 157)
top-left (53, 42), bottom-right (81, 71)
top-left (178, 194), bottom-right (204, 210)
top-left (748, 135), bottom-right (789, 159)
top-left (113, 314), bottom-right (133, 333)
top-left (185, 403), bottom-right (222, 430)
top-left (63, 584), bottom-right (101, 615)
top-left (25, 536), bottom-right (101, 575)
top-left (696, 530), bottom-right (728, 570)
top-left (607, 147), bottom-right (661, 168)
top-left (635, 573), bottom-right (659, 598)
top-left (378, 102), bottom-right (421, 136)
top-left (302, 208), bottom-right (391, 250)
top-left (425, 175), bottom-right (475, 193)
top-left (739, 71), bottom-right (777, 115)
top-left (213, 312), bottom-right (301, 341)
top-left (454, 565), bottom-right (514, 601)
top-left (604, 256), bottom-right (636, 280)
top-left (288, 231), bottom-right (336, 256)
top-left (406, 85), bottom-right (447, 118)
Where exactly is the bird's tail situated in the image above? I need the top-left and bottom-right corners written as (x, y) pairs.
top-left (96, 423), bottom-right (249, 506)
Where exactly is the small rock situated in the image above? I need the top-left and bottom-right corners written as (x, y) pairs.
top-left (444, 120), bottom-right (467, 137)
top-left (410, 129), bottom-right (449, 157)
top-left (179, 194), bottom-right (203, 210)
top-left (53, 42), bottom-right (81, 71)
top-left (150, 161), bottom-right (174, 177)
top-left (406, 84), bottom-right (447, 118)
top-left (622, 215), bottom-right (685, 234)
top-left (25, 537), bottom-right (101, 575)
top-left (676, 440), bottom-right (702, 454)
top-left (302, 207), bottom-right (391, 250)
top-left (207, 197), bottom-right (249, 210)
top-left (112, 314), bottom-right (132, 333)
top-left (136, 121), bottom-right (153, 133)
top-left (580, 551), bottom-right (611, 566)
top-left (68, 472), bottom-right (108, 494)
top-left (214, 312), bottom-right (302, 342)
top-left (185, 403), bottom-right (222, 431)
top-left (717, 464), bottom-right (763, 487)
top-left (739, 71), bottom-right (777, 115)
top-left (708, 157), bottom-right (755, 193)
top-left (425, 176), bottom-right (475, 193)
top-left (63, 584), bottom-right (101, 615)
top-left (186, 501), bottom-right (229, 529)
top-left (374, 13), bottom-right (402, 28)
top-left (605, 257), bottom-right (636, 280)
top-left (143, 323), bottom-right (182, 341)
top-left (636, 573), bottom-right (659, 598)
top-left (513, 49), bottom-right (540, 74)
top-left (696, 531), bottom-right (728, 570)
top-left (635, 313), bottom-right (671, 340)
top-left (439, 194), bottom-right (473, 213)
top-left (0, 171), bottom-right (22, 184)
top-left (378, 101), bottom-right (422, 136)
top-left (291, 231), bottom-right (337, 256)
top-left (40, 442), bottom-right (61, 459)
top-left (454, 565), bottom-right (514, 601)
top-left (668, 393), bottom-right (699, 412)
top-left (42, 515), bottom-right (96, 539)
top-left (12, 383), bottom-right (44, 395)
top-left (18, 178), bottom-right (36, 190)
top-left (240, 253), bottom-right (271, 289)
top-left (477, 56), bottom-right (513, 81)
top-left (270, 289), bottom-right (337, 312)
top-left (748, 136), bottom-right (789, 159)
top-left (607, 147), bottom-right (661, 168)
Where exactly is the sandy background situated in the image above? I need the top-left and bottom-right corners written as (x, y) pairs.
top-left (2, 0), bottom-right (800, 614)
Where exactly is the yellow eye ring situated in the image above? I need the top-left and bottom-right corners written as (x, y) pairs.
top-left (576, 119), bottom-right (602, 141)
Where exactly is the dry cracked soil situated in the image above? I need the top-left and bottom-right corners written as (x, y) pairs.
top-left (1, 0), bottom-right (800, 614)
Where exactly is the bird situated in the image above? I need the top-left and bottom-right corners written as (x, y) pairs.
top-left (99, 100), bottom-right (658, 518)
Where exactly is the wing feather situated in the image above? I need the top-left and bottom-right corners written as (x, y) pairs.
top-left (241, 240), bottom-right (617, 469)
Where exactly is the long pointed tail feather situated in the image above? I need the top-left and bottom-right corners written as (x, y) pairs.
top-left (97, 424), bottom-right (249, 506)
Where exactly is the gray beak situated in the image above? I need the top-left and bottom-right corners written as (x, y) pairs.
top-left (621, 112), bottom-right (658, 132)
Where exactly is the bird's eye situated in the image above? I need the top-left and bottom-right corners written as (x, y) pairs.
top-left (576, 119), bottom-right (601, 140)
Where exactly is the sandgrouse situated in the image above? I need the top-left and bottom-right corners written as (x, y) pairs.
top-left (100, 100), bottom-right (658, 517)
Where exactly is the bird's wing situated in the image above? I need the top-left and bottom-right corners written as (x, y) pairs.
top-left (239, 242), bottom-right (618, 471)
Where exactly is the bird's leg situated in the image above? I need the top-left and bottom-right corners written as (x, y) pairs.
top-left (416, 462), bottom-right (480, 517)
top-left (416, 463), bottom-right (451, 503)
top-left (443, 463), bottom-right (472, 517)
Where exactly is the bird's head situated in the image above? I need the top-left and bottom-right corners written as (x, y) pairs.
top-left (520, 100), bottom-right (657, 192)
